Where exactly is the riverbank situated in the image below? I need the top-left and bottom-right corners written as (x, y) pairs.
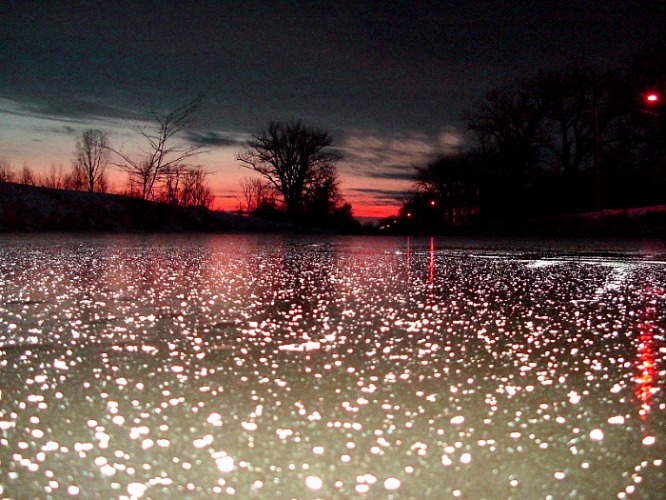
top-left (0, 181), bottom-right (288, 233)
top-left (381, 205), bottom-right (666, 238)
top-left (487, 205), bottom-right (666, 239)
top-left (2, 181), bottom-right (665, 237)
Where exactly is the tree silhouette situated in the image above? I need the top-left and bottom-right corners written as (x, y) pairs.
top-left (180, 166), bottom-right (214, 208)
top-left (303, 162), bottom-right (341, 220)
top-left (18, 165), bottom-right (36, 186)
top-left (0, 159), bottom-right (15, 182)
top-left (240, 176), bottom-right (278, 213)
top-left (237, 120), bottom-right (341, 219)
top-left (112, 97), bottom-right (206, 200)
top-left (74, 129), bottom-right (110, 192)
top-left (533, 63), bottom-right (614, 177)
top-left (467, 82), bottom-right (544, 180)
top-left (42, 164), bottom-right (66, 189)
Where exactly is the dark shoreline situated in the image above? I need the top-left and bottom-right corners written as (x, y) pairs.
top-left (2, 181), bottom-right (665, 238)
top-left (0, 181), bottom-right (291, 233)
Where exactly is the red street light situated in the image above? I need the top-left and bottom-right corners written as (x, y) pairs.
top-left (645, 93), bottom-right (660, 104)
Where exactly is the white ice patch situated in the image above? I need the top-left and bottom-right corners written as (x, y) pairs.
top-left (524, 259), bottom-right (566, 269)
top-left (278, 341), bottom-right (321, 352)
top-left (594, 262), bottom-right (633, 295)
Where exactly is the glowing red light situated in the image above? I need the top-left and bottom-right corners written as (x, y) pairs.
top-left (428, 237), bottom-right (435, 283)
top-left (636, 322), bottom-right (656, 421)
top-left (646, 93), bottom-right (659, 103)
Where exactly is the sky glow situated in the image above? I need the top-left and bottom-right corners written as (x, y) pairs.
top-left (1, 1), bottom-right (662, 219)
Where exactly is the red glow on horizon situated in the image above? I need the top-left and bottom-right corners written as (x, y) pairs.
top-left (212, 196), bottom-right (399, 221)
top-left (354, 204), bottom-right (400, 220)
top-left (213, 197), bottom-right (241, 212)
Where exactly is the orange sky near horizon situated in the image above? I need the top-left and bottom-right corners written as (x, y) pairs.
top-left (0, 110), bottom-right (419, 222)
top-left (196, 166), bottom-right (407, 221)
top-left (211, 195), bottom-right (399, 221)
top-left (2, 157), bottom-right (406, 221)
top-left (0, 139), bottom-right (408, 222)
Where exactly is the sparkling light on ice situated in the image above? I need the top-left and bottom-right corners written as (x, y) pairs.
top-left (0, 235), bottom-right (664, 498)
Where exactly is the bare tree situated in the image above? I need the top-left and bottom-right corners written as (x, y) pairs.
top-left (160, 164), bottom-right (186, 205)
top-left (240, 176), bottom-right (278, 213)
top-left (240, 176), bottom-right (259, 212)
top-left (534, 63), bottom-right (611, 176)
top-left (42, 163), bottom-right (66, 189)
top-left (303, 162), bottom-right (341, 217)
top-left (111, 97), bottom-right (206, 200)
top-left (63, 162), bottom-right (86, 191)
top-left (74, 129), bottom-right (110, 192)
top-left (467, 82), bottom-right (545, 179)
top-left (237, 120), bottom-right (341, 218)
top-left (19, 164), bottom-right (36, 186)
top-left (0, 158), bottom-right (15, 182)
top-left (181, 166), bottom-right (214, 208)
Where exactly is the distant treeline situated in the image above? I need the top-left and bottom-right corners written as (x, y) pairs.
top-left (382, 49), bottom-right (665, 233)
top-left (0, 103), bottom-right (359, 232)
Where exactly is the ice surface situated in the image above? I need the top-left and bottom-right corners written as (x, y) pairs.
top-left (0, 235), bottom-right (664, 498)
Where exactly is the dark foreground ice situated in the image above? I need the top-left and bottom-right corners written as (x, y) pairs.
top-left (1, 235), bottom-right (665, 498)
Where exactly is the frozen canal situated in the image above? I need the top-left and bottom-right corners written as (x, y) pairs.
top-left (0, 235), bottom-right (665, 499)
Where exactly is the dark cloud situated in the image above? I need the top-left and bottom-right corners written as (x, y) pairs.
top-left (183, 131), bottom-right (246, 148)
top-left (340, 128), bottom-right (438, 180)
top-left (347, 187), bottom-right (408, 202)
top-left (1, 95), bottom-right (137, 124)
top-left (2, 0), bottom-right (661, 135)
top-left (39, 125), bottom-right (78, 136)
top-left (362, 167), bottom-right (416, 181)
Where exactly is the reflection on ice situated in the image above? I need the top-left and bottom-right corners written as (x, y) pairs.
top-left (0, 235), bottom-right (664, 498)
top-left (278, 340), bottom-right (322, 352)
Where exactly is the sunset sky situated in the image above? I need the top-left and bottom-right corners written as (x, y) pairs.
top-left (1, 1), bottom-right (663, 220)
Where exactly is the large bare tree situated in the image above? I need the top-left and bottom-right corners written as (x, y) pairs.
top-left (74, 129), bottom-right (110, 192)
top-left (533, 63), bottom-right (619, 179)
top-left (467, 83), bottom-right (545, 179)
top-left (237, 120), bottom-right (341, 218)
top-left (112, 97), bottom-right (206, 200)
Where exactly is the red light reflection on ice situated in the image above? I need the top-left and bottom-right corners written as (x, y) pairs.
top-left (635, 286), bottom-right (662, 420)
top-left (636, 322), bottom-right (656, 420)
top-left (428, 237), bottom-right (435, 284)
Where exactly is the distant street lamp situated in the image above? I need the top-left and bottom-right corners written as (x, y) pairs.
top-left (594, 90), bottom-right (663, 210)
top-left (642, 91), bottom-right (663, 117)
top-left (646, 92), bottom-right (660, 103)
top-left (643, 92), bottom-right (662, 115)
